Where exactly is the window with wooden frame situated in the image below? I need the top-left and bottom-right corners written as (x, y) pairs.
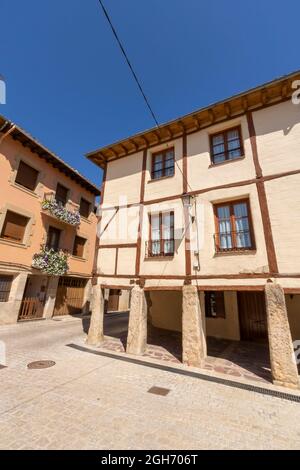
top-left (79, 198), bottom-right (91, 218)
top-left (0, 276), bottom-right (13, 302)
top-left (210, 126), bottom-right (244, 164)
top-left (0, 211), bottom-right (29, 244)
top-left (148, 211), bottom-right (174, 257)
top-left (72, 236), bottom-right (86, 258)
top-left (214, 199), bottom-right (255, 252)
top-left (151, 148), bottom-right (175, 180)
top-left (46, 226), bottom-right (61, 251)
top-left (15, 161), bottom-right (39, 191)
top-left (55, 183), bottom-right (68, 206)
top-left (205, 291), bottom-right (225, 318)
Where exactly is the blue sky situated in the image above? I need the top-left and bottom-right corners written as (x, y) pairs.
top-left (1, 0), bottom-right (300, 186)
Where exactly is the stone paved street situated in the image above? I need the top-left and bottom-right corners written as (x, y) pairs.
top-left (0, 316), bottom-right (300, 450)
top-left (102, 312), bottom-right (272, 384)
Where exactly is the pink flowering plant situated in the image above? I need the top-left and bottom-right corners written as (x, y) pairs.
top-left (42, 199), bottom-right (80, 226)
top-left (32, 247), bottom-right (69, 276)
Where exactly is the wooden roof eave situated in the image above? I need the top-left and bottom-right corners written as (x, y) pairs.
top-left (86, 70), bottom-right (300, 167)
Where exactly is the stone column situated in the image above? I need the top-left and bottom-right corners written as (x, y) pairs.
top-left (126, 285), bottom-right (147, 355)
top-left (82, 279), bottom-right (92, 315)
top-left (43, 277), bottom-right (59, 319)
top-left (265, 282), bottom-right (299, 389)
top-left (86, 284), bottom-right (105, 346)
top-left (182, 285), bottom-right (207, 367)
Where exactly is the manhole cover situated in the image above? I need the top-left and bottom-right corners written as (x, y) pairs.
top-left (148, 386), bottom-right (170, 396)
top-left (27, 360), bottom-right (56, 369)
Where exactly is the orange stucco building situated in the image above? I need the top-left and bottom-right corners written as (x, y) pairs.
top-left (0, 115), bottom-right (100, 324)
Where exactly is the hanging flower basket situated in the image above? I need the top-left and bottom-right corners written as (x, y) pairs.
top-left (41, 199), bottom-right (80, 226)
top-left (32, 247), bottom-right (69, 276)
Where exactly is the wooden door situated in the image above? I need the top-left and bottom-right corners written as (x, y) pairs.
top-left (19, 297), bottom-right (44, 321)
top-left (238, 291), bottom-right (268, 341)
top-left (107, 289), bottom-right (120, 312)
top-left (53, 277), bottom-right (86, 316)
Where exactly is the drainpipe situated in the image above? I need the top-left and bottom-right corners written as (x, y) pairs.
top-left (193, 196), bottom-right (202, 272)
top-left (0, 121), bottom-right (16, 144)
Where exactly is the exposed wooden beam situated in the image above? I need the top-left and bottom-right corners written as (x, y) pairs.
top-left (109, 147), bottom-right (118, 158)
top-left (242, 96), bottom-right (249, 112)
top-left (119, 143), bottom-right (128, 155)
top-left (129, 139), bottom-right (138, 151)
top-left (164, 126), bottom-right (173, 138)
top-left (192, 114), bottom-right (201, 129)
top-left (208, 109), bottom-right (215, 124)
top-left (152, 130), bottom-right (161, 143)
top-left (281, 81), bottom-right (288, 98)
top-left (261, 89), bottom-right (268, 105)
top-left (224, 102), bottom-right (232, 118)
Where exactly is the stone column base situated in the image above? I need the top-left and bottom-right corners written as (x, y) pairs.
top-left (126, 286), bottom-right (147, 355)
top-left (182, 285), bottom-right (207, 368)
top-left (265, 282), bottom-right (299, 390)
top-left (86, 285), bottom-right (104, 346)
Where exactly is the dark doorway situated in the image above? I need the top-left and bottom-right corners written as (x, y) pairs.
top-left (238, 291), bottom-right (268, 341)
top-left (107, 289), bottom-right (121, 312)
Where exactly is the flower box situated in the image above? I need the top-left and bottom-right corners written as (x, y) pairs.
top-left (41, 199), bottom-right (80, 226)
top-left (32, 247), bottom-right (69, 276)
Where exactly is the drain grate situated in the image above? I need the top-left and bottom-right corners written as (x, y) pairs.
top-left (148, 386), bottom-right (170, 396)
top-left (27, 360), bottom-right (56, 369)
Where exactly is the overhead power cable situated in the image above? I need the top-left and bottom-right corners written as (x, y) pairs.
top-left (97, 0), bottom-right (160, 128)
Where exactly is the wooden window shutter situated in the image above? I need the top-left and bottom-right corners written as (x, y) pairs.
top-left (15, 161), bottom-right (39, 191)
top-left (1, 211), bottom-right (29, 243)
top-left (73, 236), bottom-right (86, 257)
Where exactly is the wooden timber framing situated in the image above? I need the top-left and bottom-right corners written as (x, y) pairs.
top-left (99, 168), bottom-right (300, 213)
top-left (246, 111), bottom-right (279, 273)
top-left (135, 149), bottom-right (147, 276)
top-left (92, 70), bottom-right (300, 289)
top-left (100, 284), bottom-right (300, 294)
top-left (86, 71), bottom-right (299, 169)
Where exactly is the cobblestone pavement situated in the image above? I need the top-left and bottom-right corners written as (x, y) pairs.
top-left (0, 316), bottom-right (300, 450)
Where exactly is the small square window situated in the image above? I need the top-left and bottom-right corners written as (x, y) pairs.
top-left (205, 292), bottom-right (225, 318)
top-left (214, 199), bottom-right (255, 252)
top-left (210, 127), bottom-right (243, 164)
top-left (151, 148), bottom-right (175, 180)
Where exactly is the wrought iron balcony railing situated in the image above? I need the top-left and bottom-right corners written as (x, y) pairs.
top-left (32, 244), bottom-right (69, 276)
top-left (214, 229), bottom-right (253, 252)
top-left (145, 240), bottom-right (175, 258)
top-left (41, 193), bottom-right (80, 227)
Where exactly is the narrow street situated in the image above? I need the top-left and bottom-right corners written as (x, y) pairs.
top-left (0, 316), bottom-right (300, 450)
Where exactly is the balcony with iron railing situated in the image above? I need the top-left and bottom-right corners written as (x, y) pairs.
top-left (214, 229), bottom-right (253, 253)
top-left (41, 193), bottom-right (81, 227)
top-left (145, 239), bottom-right (175, 258)
top-left (32, 244), bottom-right (69, 276)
